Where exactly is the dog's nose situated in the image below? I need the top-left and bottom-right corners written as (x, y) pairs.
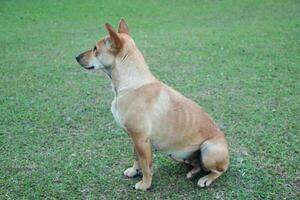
top-left (75, 56), bottom-right (80, 62)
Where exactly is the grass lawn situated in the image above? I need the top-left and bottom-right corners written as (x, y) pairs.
top-left (1, 0), bottom-right (299, 199)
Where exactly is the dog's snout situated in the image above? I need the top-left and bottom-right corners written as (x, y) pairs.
top-left (75, 55), bottom-right (80, 62)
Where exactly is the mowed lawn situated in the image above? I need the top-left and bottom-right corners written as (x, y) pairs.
top-left (1, 0), bottom-right (299, 199)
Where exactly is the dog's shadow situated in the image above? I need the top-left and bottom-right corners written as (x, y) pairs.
top-left (149, 157), bottom-right (210, 192)
top-left (121, 154), bottom-right (213, 192)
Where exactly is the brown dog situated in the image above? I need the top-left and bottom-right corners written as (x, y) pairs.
top-left (76, 19), bottom-right (229, 191)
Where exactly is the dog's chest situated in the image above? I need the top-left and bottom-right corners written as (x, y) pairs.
top-left (111, 98), bottom-right (124, 128)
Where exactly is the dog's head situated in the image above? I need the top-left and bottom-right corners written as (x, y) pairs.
top-left (75, 18), bottom-right (131, 70)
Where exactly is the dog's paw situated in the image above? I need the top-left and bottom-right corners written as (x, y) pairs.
top-left (186, 171), bottom-right (194, 179)
top-left (186, 167), bottom-right (201, 179)
top-left (134, 181), bottom-right (151, 191)
top-left (197, 175), bottom-right (212, 187)
top-left (124, 167), bottom-right (141, 178)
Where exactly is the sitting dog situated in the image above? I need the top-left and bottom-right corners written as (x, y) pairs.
top-left (76, 18), bottom-right (229, 191)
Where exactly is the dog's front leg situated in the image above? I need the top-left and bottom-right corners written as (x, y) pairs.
top-left (124, 149), bottom-right (141, 178)
top-left (130, 133), bottom-right (152, 191)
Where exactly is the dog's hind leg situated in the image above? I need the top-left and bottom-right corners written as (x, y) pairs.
top-left (184, 150), bottom-right (202, 179)
top-left (186, 166), bottom-right (201, 179)
top-left (197, 134), bottom-right (229, 187)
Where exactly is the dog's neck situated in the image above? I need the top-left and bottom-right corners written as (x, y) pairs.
top-left (109, 48), bottom-right (157, 96)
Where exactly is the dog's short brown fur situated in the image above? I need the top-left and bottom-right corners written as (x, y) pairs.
top-left (76, 19), bottom-right (229, 191)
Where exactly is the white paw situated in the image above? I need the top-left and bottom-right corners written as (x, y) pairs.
top-left (186, 171), bottom-right (194, 179)
top-left (124, 167), bottom-right (141, 178)
top-left (197, 175), bottom-right (212, 187)
top-left (186, 168), bottom-right (201, 179)
top-left (134, 180), bottom-right (151, 191)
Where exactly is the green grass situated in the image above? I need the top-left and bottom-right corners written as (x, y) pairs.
top-left (1, 0), bottom-right (299, 199)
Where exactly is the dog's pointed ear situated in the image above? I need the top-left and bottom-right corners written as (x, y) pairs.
top-left (105, 23), bottom-right (122, 51)
top-left (118, 18), bottom-right (129, 34)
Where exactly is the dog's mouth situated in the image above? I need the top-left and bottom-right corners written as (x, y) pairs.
top-left (84, 66), bottom-right (95, 70)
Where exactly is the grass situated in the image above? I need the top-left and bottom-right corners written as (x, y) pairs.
top-left (0, 0), bottom-right (299, 199)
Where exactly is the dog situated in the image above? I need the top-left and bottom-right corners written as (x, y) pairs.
top-left (76, 18), bottom-right (229, 191)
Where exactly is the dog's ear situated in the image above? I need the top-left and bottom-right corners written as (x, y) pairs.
top-left (118, 18), bottom-right (129, 34)
top-left (105, 23), bottom-right (122, 51)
